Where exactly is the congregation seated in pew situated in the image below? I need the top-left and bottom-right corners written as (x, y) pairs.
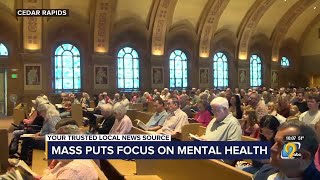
top-left (109, 102), bottom-right (133, 134)
top-left (143, 98), bottom-right (168, 131)
top-left (156, 97), bottom-right (189, 139)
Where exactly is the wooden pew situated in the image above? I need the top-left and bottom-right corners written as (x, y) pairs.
top-left (32, 149), bottom-right (47, 175)
top-left (130, 104), bottom-right (144, 111)
top-left (91, 160), bottom-right (109, 180)
top-left (241, 136), bottom-right (258, 141)
top-left (147, 102), bottom-right (155, 113)
top-left (134, 111), bottom-right (153, 124)
top-left (12, 103), bottom-right (27, 126)
top-left (71, 104), bottom-right (83, 126)
top-left (136, 159), bottom-right (252, 180)
top-left (180, 123), bottom-right (200, 141)
top-left (125, 175), bottom-right (161, 180)
top-left (0, 129), bottom-right (9, 173)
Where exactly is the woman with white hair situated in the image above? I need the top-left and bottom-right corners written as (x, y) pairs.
top-left (109, 102), bottom-right (132, 134)
top-left (40, 125), bottom-right (98, 180)
top-left (95, 104), bottom-right (115, 134)
top-left (9, 96), bottom-right (47, 156)
top-left (20, 102), bottom-right (61, 164)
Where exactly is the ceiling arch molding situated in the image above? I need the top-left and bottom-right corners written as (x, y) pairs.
top-left (197, 0), bottom-right (230, 58)
top-left (150, 0), bottom-right (177, 56)
top-left (237, 0), bottom-right (276, 61)
top-left (271, 0), bottom-right (316, 62)
top-left (298, 14), bottom-right (320, 49)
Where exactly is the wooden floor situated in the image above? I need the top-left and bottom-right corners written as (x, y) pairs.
top-left (0, 116), bottom-right (13, 145)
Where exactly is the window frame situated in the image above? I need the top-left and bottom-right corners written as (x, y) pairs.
top-left (53, 43), bottom-right (82, 93)
top-left (116, 46), bottom-right (140, 92)
top-left (250, 54), bottom-right (262, 88)
top-left (213, 51), bottom-right (229, 89)
top-left (0, 43), bottom-right (9, 57)
top-left (280, 56), bottom-right (290, 68)
top-left (169, 49), bottom-right (188, 90)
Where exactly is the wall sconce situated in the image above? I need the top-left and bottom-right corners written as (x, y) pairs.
top-left (95, 47), bottom-right (107, 53)
top-left (26, 44), bottom-right (40, 51)
top-left (152, 49), bottom-right (163, 56)
top-left (272, 57), bottom-right (278, 62)
top-left (200, 52), bottom-right (209, 58)
top-left (239, 53), bottom-right (247, 60)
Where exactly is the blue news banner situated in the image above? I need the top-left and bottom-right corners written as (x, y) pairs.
top-left (47, 141), bottom-right (270, 159)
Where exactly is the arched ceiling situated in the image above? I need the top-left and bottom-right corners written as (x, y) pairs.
top-left (172, 0), bottom-right (207, 29)
top-left (255, 0), bottom-right (298, 38)
top-left (0, 0), bottom-right (319, 59)
top-left (286, 0), bottom-right (320, 41)
top-left (217, 0), bottom-right (255, 34)
top-left (115, 0), bottom-right (153, 24)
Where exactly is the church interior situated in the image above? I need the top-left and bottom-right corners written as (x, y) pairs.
top-left (1, 0), bottom-right (320, 179)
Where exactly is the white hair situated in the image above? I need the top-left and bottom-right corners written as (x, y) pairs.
top-left (37, 103), bottom-right (60, 120)
top-left (113, 102), bottom-right (127, 117)
top-left (210, 97), bottom-right (229, 109)
top-left (100, 104), bottom-right (113, 114)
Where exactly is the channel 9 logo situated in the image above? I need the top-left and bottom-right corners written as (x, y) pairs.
top-left (281, 142), bottom-right (302, 159)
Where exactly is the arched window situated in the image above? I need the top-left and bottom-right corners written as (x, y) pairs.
top-left (54, 43), bottom-right (81, 91)
top-left (0, 43), bottom-right (8, 56)
top-left (250, 54), bottom-right (262, 87)
top-left (281, 56), bottom-right (290, 68)
top-left (213, 52), bottom-right (228, 88)
top-left (117, 47), bottom-right (139, 91)
top-left (169, 50), bottom-right (188, 89)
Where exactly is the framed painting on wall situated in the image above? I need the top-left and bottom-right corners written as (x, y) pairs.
top-left (151, 66), bottom-right (164, 88)
top-left (24, 64), bottom-right (42, 90)
top-left (94, 65), bottom-right (109, 89)
top-left (199, 68), bottom-right (209, 85)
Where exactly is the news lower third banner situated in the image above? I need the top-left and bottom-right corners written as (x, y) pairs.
top-left (46, 134), bottom-right (270, 159)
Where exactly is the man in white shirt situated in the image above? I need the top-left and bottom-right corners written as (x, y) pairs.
top-left (201, 97), bottom-right (242, 141)
top-left (156, 97), bottom-right (189, 139)
top-left (299, 94), bottom-right (320, 127)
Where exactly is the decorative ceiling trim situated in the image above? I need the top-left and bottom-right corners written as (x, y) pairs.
top-left (271, 0), bottom-right (316, 62)
top-left (93, 0), bottom-right (115, 54)
top-left (198, 0), bottom-right (230, 58)
top-left (150, 0), bottom-right (177, 56)
top-left (147, 0), bottom-right (161, 31)
top-left (237, 0), bottom-right (276, 60)
top-left (298, 14), bottom-right (320, 50)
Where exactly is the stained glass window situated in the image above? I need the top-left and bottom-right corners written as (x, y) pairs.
top-left (250, 54), bottom-right (262, 87)
top-left (0, 43), bottom-right (8, 56)
top-left (54, 44), bottom-right (81, 91)
top-left (281, 56), bottom-right (290, 68)
top-left (117, 47), bottom-right (139, 91)
top-left (169, 50), bottom-right (188, 89)
top-left (213, 52), bottom-right (228, 89)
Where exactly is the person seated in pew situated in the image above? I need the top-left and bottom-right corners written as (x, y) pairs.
top-left (267, 102), bottom-right (286, 124)
top-left (254, 120), bottom-right (320, 180)
top-left (241, 108), bottom-right (260, 138)
top-left (20, 102), bottom-right (61, 164)
top-left (9, 96), bottom-right (46, 156)
top-left (286, 105), bottom-right (301, 121)
top-left (80, 92), bottom-right (90, 108)
top-left (180, 94), bottom-right (193, 118)
top-left (109, 102), bottom-right (132, 134)
top-left (237, 115), bottom-right (280, 174)
top-left (200, 97), bottom-right (242, 141)
top-left (95, 104), bottom-right (115, 134)
top-left (97, 93), bottom-right (106, 107)
top-left (156, 97), bottom-right (189, 139)
top-left (193, 100), bottom-right (212, 127)
top-left (145, 98), bottom-right (168, 131)
top-left (299, 93), bottom-right (320, 127)
top-left (315, 121), bottom-right (320, 171)
top-left (121, 93), bottom-right (130, 110)
top-left (39, 125), bottom-right (98, 180)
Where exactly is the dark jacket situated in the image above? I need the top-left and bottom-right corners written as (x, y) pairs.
top-left (96, 115), bottom-right (115, 134)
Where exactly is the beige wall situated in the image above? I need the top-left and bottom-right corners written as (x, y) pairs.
top-left (0, 16), bottom-right (301, 115)
top-left (301, 21), bottom-right (320, 56)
